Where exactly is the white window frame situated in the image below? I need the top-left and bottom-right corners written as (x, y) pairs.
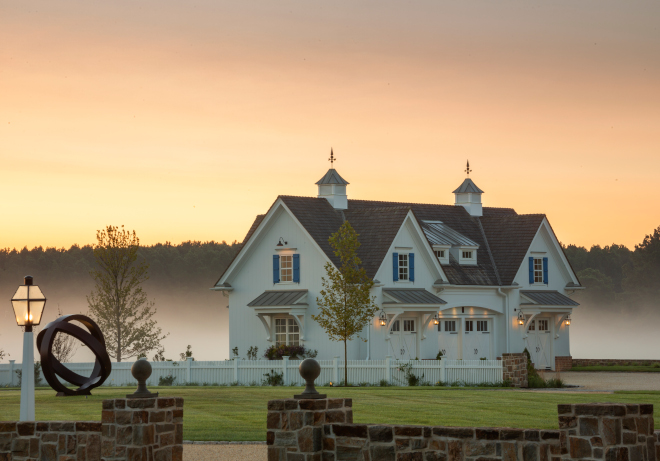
top-left (434, 250), bottom-right (445, 258)
top-left (390, 320), bottom-right (400, 332)
top-left (439, 320), bottom-right (457, 333)
top-left (274, 316), bottom-right (300, 346)
top-left (476, 320), bottom-right (488, 332)
top-left (403, 319), bottom-right (416, 332)
top-left (533, 258), bottom-right (544, 284)
top-left (462, 251), bottom-right (473, 259)
top-left (398, 253), bottom-right (409, 281)
top-left (280, 254), bottom-right (293, 283)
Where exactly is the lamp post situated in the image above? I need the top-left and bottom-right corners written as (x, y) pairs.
top-left (11, 276), bottom-right (47, 421)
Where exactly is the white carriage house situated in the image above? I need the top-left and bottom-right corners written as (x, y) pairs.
top-left (213, 166), bottom-right (582, 370)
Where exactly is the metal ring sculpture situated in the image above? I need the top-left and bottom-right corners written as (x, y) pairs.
top-left (36, 314), bottom-right (112, 396)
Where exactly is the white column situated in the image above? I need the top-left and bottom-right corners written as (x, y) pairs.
top-left (20, 331), bottom-right (35, 421)
top-left (186, 357), bottom-right (193, 383)
top-left (282, 356), bottom-right (289, 385)
top-left (9, 360), bottom-right (15, 387)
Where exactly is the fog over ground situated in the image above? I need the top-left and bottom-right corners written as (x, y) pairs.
top-left (0, 286), bottom-right (655, 363)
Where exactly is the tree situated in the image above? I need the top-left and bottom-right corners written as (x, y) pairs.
top-left (0, 349), bottom-right (6, 362)
top-left (312, 221), bottom-right (378, 386)
top-left (87, 225), bottom-right (167, 362)
top-left (51, 307), bottom-right (80, 363)
top-left (179, 345), bottom-right (194, 361)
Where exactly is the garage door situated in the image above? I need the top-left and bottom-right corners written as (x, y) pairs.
top-left (438, 319), bottom-right (460, 359)
top-left (462, 319), bottom-right (491, 360)
top-left (526, 318), bottom-right (552, 369)
top-left (389, 319), bottom-right (417, 360)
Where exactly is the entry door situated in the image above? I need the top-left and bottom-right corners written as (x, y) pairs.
top-left (462, 319), bottom-right (491, 360)
top-left (526, 318), bottom-right (552, 369)
top-left (389, 319), bottom-right (417, 360)
top-left (438, 319), bottom-right (460, 359)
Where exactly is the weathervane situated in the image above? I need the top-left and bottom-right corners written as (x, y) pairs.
top-left (465, 160), bottom-right (472, 177)
top-left (329, 148), bottom-right (336, 167)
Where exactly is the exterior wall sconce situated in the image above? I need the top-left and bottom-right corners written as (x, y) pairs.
top-left (276, 237), bottom-right (287, 247)
top-left (379, 311), bottom-right (387, 326)
top-left (517, 311), bottom-right (525, 326)
top-left (565, 315), bottom-right (571, 326)
top-left (433, 314), bottom-right (440, 325)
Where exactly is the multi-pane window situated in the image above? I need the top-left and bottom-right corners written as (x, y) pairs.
top-left (465, 320), bottom-right (474, 332)
top-left (439, 320), bottom-right (457, 332)
top-left (398, 254), bottom-right (409, 281)
top-left (462, 251), bottom-right (473, 259)
top-left (477, 320), bottom-right (488, 332)
top-left (280, 255), bottom-right (293, 282)
top-left (434, 250), bottom-right (445, 258)
top-left (537, 319), bottom-right (549, 331)
top-left (533, 258), bottom-right (544, 283)
top-left (275, 318), bottom-right (299, 346)
top-left (403, 320), bottom-right (415, 332)
top-left (390, 320), bottom-right (400, 332)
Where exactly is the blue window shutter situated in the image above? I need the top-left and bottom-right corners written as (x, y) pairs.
top-left (409, 253), bottom-right (415, 282)
top-left (273, 255), bottom-right (280, 284)
top-left (543, 257), bottom-right (549, 284)
top-left (293, 254), bottom-right (300, 283)
top-left (528, 257), bottom-right (534, 284)
top-left (393, 253), bottom-right (399, 281)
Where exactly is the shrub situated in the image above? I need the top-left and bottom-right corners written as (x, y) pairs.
top-left (652, 363), bottom-right (660, 368)
top-left (379, 379), bottom-right (389, 387)
top-left (247, 346), bottom-right (259, 360)
top-left (398, 362), bottom-right (424, 387)
top-left (436, 350), bottom-right (444, 360)
top-left (158, 375), bottom-right (176, 386)
top-left (263, 370), bottom-right (284, 386)
top-left (263, 344), bottom-right (318, 360)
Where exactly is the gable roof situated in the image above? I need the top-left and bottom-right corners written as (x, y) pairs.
top-left (479, 214), bottom-right (546, 285)
top-left (216, 193), bottom-right (564, 287)
top-left (520, 290), bottom-right (579, 307)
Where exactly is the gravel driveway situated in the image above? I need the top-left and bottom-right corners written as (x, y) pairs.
top-left (548, 371), bottom-right (660, 391)
top-left (184, 444), bottom-right (265, 461)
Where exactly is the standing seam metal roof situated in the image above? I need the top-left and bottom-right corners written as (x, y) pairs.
top-left (520, 290), bottom-right (579, 306)
top-left (247, 290), bottom-right (308, 307)
top-left (315, 168), bottom-right (349, 185)
top-left (421, 221), bottom-right (479, 247)
top-left (383, 288), bottom-right (447, 305)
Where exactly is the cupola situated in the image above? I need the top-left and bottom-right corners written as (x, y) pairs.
top-left (453, 161), bottom-right (484, 217)
top-left (316, 149), bottom-right (349, 210)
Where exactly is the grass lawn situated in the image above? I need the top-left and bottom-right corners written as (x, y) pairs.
top-left (1, 386), bottom-right (659, 441)
top-left (571, 366), bottom-right (660, 372)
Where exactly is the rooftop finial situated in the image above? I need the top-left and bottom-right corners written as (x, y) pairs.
top-left (465, 160), bottom-right (472, 177)
top-left (329, 148), bottom-right (335, 168)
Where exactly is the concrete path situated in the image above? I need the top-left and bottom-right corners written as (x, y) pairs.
top-left (184, 444), bottom-right (266, 461)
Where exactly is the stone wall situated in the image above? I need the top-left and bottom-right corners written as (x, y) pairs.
top-left (501, 353), bottom-right (528, 388)
top-left (266, 398), bottom-right (352, 461)
top-left (0, 421), bottom-right (102, 461)
top-left (268, 399), bottom-right (656, 461)
top-left (555, 356), bottom-right (573, 372)
top-left (0, 396), bottom-right (183, 461)
top-left (572, 359), bottom-right (660, 368)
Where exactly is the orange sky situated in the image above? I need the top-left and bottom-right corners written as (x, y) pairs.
top-left (1, 0), bottom-right (659, 250)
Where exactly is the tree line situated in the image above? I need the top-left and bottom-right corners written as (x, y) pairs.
top-left (564, 225), bottom-right (660, 308)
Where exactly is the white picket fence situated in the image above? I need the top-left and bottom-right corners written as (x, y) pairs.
top-left (0, 357), bottom-right (503, 387)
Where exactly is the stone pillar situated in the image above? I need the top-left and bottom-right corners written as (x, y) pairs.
top-left (267, 398), bottom-right (352, 461)
top-left (101, 396), bottom-right (184, 461)
top-left (558, 403), bottom-right (654, 461)
top-left (501, 353), bottom-right (528, 388)
top-left (555, 356), bottom-right (573, 372)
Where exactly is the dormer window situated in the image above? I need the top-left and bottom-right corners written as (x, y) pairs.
top-left (457, 247), bottom-right (478, 265)
top-left (462, 251), bottom-right (472, 259)
top-left (434, 250), bottom-right (445, 258)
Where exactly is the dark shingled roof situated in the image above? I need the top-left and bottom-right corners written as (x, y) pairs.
top-left (383, 288), bottom-right (447, 305)
top-left (217, 193), bottom-right (566, 287)
top-left (248, 290), bottom-right (308, 307)
top-left (520, 290), bottom-right (579, 307)
top-left (480, 214), bottom-right (545, 285)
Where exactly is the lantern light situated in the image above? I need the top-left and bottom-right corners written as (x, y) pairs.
top-left (517, 311), bottom-right (525, 326)
top-left (11, 276), bottom-right (47, 331)
top-left (565, 315), bottom-right (571, 326)
top-left (379, 311), bottom-right (387, 326)
top-left (433, 314), bottom-right (440, 325)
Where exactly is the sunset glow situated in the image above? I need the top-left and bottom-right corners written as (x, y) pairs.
top-left (1, 0), bottom-right (659, 250)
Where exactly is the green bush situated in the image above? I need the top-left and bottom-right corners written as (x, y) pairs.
top-left (436, 350), bottom-right (444, 360)
top-left (263, 370), bottom-right (284, 386)
top-left (158, 375), bottom-right (176, 386)
top-left (379, 379), bottom-right (389, 387)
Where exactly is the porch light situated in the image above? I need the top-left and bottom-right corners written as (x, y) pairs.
top-left (276, 237), bottom-right (287, 247)
top-left (433, 314), bottom-right (440, 325)
top-left (517, 311), bottom-right (525, 326)
top-left (379, 311), bottom-right (387, 326)
top-left (565, 315), bottom-right (571, 326)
